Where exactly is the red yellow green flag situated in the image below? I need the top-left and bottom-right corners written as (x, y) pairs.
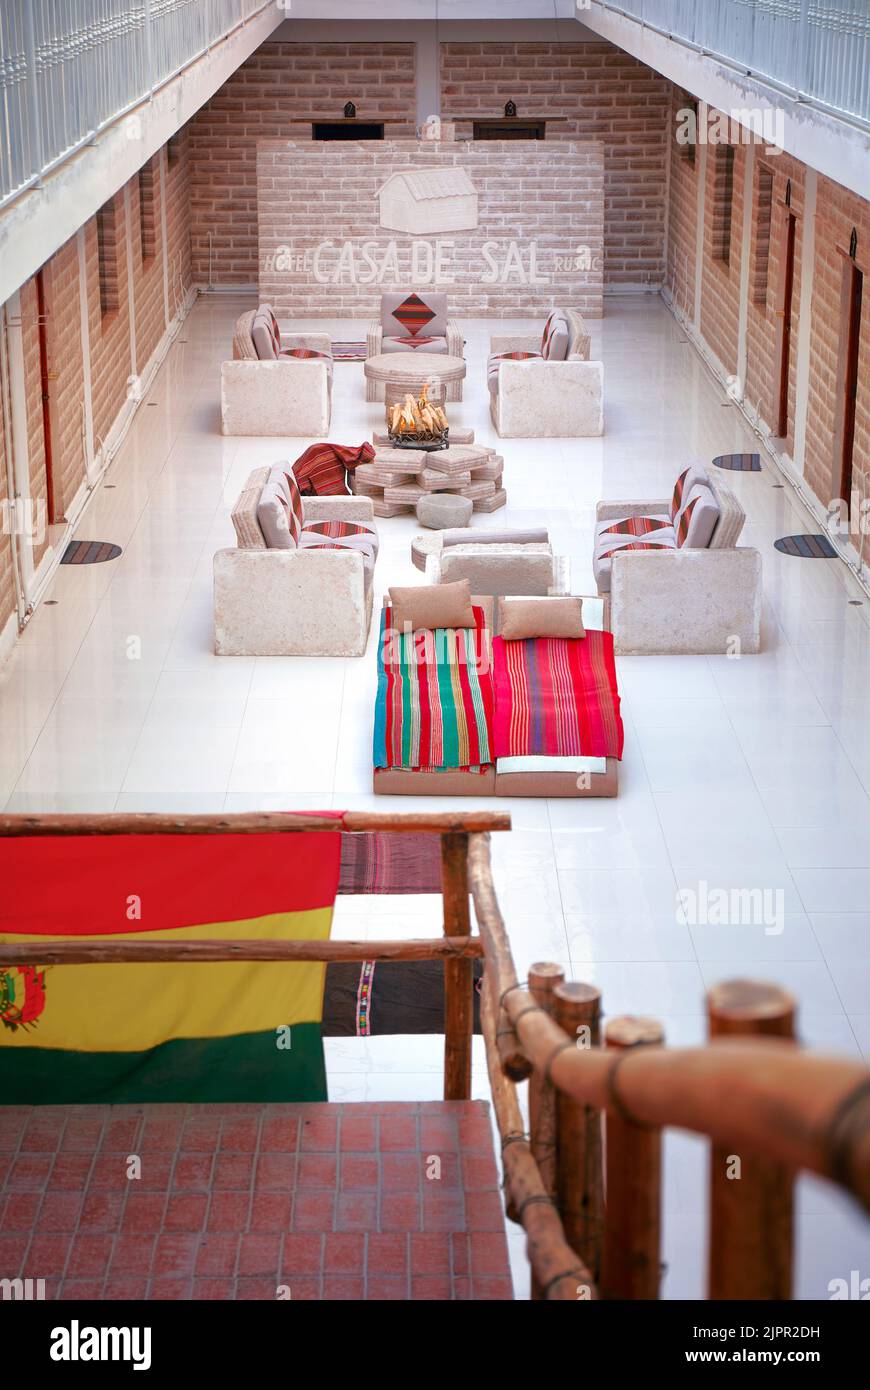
top-left (0, 831), bottom-right (341, 1103)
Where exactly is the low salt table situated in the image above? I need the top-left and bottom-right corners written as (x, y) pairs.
top-left (364, 351), bottom-right (466, 408)
top-left (417, 494), bottom-right (473, 529)
top-left (352, 441), bottom-right (507, 519)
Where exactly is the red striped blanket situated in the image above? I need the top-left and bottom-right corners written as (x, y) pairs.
top-left (492, 631), bottom-right (624, 760)
top-left (373, 605), bottom-right (494, 771)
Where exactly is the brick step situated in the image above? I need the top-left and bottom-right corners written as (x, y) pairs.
top-left (0, 1101), bottom-right (513, 1301)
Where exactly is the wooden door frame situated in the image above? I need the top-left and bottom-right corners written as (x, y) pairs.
top-left (832, 245), bottom-right (865, 518)
top-left (772, 204), bottom-right (797, 438)
top-left (35, 267), bottom-right (58, 526)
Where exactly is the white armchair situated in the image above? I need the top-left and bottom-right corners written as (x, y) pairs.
top-left (214, 466), bottom-right (377, 657)
top-left (221, 308), bottom-right (333, 436)
top-left (487, 308), bottom-right (603, 438)
top-left (366, 292), bottom-right (464, 401)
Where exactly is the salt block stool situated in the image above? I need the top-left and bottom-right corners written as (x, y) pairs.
top-left (416, 494), bottom-right (474, 530)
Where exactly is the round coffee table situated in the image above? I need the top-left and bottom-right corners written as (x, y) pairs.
top-left (364, 352), bottom-right (466, 412)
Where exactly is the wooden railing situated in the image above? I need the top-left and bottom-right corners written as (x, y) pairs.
top-left (2, 810), bottom-right (869, 1300)
top-left (466, 831), bottom-right (870, 1301)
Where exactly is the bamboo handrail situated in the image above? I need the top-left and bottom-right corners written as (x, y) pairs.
top-left (466, 832), bottom-right (870, 1213)
top-left (480, 975), bottom-right (596, 1301)
top-left (707, 982), bottom-right (796, 1300)
top-left (0, 810), bottom-right (512, 837)
top-left (4, 812), bottom-right (869, 1302)
top-left (0, 937), bottom-right (484, 966)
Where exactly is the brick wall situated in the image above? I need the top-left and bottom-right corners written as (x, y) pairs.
top-left (19, 277), bottom-right (49, 568)
top-left (0, 129), bottom-right (195, 643)
top-left (189, 41), bottom-right (418, 286)
top-left (86, 193), bottom-right (133, 451)
top-left (0, 373), bottom-right (13, 634)
top-left (698, 139), bottom-right (745, 379)
top-left (42, 236), bottom-right (87, 519)
top-left (133, 155), bottom-right (166, 376)
top-left (804, 177), bottom-right (870, 564)
top-left (439, 41), bottom-right (670, 289)
top-left (665, 91), bottom-right (870, 553)
top-left (165, 130), bottom-right (194, 317)
top-left (743, 152), bottom-right (807, 459)
top-left (258, 138), bottom-right (604, 318)
top-left (665, 87), bottom-right (699, 321)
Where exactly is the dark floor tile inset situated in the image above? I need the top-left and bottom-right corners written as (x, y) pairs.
top-left (774, 533), bottom-right (837, 558)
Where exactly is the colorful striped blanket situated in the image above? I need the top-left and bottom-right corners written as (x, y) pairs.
top-left (492, 630), bottom-right (624, 761)
top-left (373, 605), bottom-right (494, 771)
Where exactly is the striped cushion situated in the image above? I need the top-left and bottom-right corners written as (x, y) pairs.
top-left (392, 294), bottom-right (437, 336)
top-left (302, 519), bottom-right (378, 560)
top-left (541, 310), bottom-right (570, 361)
top-left (601, 516), bottom-right (672, 538)
top-left (670, 467), bottom-right (694, 521)
top-left (674, 483), bottom-right (720, 548)
top-left (257, 466), bottom-right (303, 549)
top-left (381, 335), bottom-right (448, 355)
top-left (592, 518), bottom-right (676, 592)
top-left (675, 496), bottom-right (697, 547)
top-left (598, 538), bottom-right (675, 561)
top-left (487, 350), bottom-right (542, 394)
top-left (303, 520), bottom-right (375, 540)
top-left (280, 348), bottom-right (331, 361)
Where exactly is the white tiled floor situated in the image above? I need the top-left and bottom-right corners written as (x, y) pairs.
top-left (2, 294), bottom-right (869, 1297)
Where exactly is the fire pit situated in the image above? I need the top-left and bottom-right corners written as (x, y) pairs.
top-left (387, 384), bottom-right (450, 451)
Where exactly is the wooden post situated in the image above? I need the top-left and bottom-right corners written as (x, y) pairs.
top-left (601, 1016), bottom-right (664, 1300)
top-left (528, 963), bottom-right (565, 1300)
top-left (554, 982), bottom-right (604, 1288)
top-left (441, 831), bottom-right (473, 1101)
top-left (707, 979), bottom-right (796, 1300)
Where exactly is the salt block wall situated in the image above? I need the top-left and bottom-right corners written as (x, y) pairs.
top-left (258, 139), bottom-right (604, 318)
top-left (663, 98), bottom-right (870, 572)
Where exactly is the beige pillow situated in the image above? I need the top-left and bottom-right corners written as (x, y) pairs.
top-left (499, 597), bottom-right (585, 641)
top-left (389, 580), bottom-right (476, 631)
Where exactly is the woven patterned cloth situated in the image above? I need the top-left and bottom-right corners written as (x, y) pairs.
top-left (373, 605), bottom-right (494, 771)
top-left (338, 832), bottom-right (442, 895)
top-left (492, 631), bottom-right (625, 761)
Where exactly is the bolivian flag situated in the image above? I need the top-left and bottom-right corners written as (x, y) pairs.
top-left (0, 831), bottom-right (341, 1104)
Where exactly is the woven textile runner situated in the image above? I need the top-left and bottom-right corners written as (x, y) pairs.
top-left (322, 960), bottom-right (484, 1036)
top-left (492, 631), bottom-right (624, 760)
top-left (338, 832), bottom-right (442, 895)
top-left (0, 832), bottom-right (341, 1104)
top-left (373, 606), bottom-right (494, 771)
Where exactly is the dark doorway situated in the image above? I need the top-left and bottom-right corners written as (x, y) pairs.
top-left (834, 253), bottom-right (864, 519)
top-left (312, 122), bottom-right (384, 140)
top-left (473, 119), bottom-right (546, 140)
top-left (774, 209), bottom-right (796, 438)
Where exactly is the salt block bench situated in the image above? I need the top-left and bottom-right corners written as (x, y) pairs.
top-left (1, 1101), bottom-right (513, 1301)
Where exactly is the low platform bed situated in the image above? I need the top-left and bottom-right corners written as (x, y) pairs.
top-left (373, 595), bottom-right (621, 798)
